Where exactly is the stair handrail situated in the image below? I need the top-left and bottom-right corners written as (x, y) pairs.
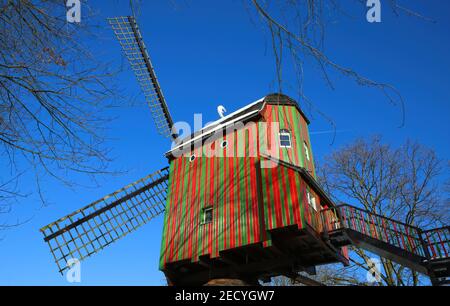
top-left (321, 204), bottom-right (430, 258)
top-left (335, 204), bottom-right (423, 232)
top-left (422, 225), bottom-right (450, 234)
top-left (420, 226), bottom-right (450, 260)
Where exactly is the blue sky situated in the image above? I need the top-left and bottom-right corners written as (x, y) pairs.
top-left (0, 1), bottom-right (449, 285)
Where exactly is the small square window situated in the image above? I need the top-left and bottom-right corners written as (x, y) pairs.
top-left (202, 207), bottom-right (213, 224)
top-left (279, 130), bottom-right (291, 148)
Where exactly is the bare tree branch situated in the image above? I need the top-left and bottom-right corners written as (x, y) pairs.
top-left (248, 0), bottom-right (436, 133)
top-left (0, 1), bottom-right (121, 231)
top-left (318, 136), bottom-right (446, 285)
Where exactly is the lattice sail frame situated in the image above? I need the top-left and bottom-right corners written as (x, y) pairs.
top-left (108, 16), bottom-right (174, 138)
top-left (40, 167), bottom-right (169, 274)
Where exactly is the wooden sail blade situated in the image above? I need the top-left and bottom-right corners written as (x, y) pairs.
top-left (108, 16), bottom-right (174, 139)
top-left (40, 167), bottom-right (169, 274)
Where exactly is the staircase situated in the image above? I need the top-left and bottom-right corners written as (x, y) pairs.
top-left (321, 204), bottom-right (450, 286)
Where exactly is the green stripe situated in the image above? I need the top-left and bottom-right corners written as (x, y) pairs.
top-left (276, 166), bottom-right (287, 226)
top-left (196, 157), bottom-right (206, 260)
top-left (283, 167), bottom-right (294, 226)
top-left (295, 171), bottom-right (305, 229)
top-left (159, 161), bottom-right (175, 269)
top-left (218, 156), bottom-right (225, 252)
top-left (177, 158), bottom-right (190, 261)
top-left (290, 106), bottom-right (303, 167)
top-left (234, 157), bottom-right (240, 247)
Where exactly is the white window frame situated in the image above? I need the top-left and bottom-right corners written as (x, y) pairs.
top-left (307, 191), bottom-right (317, 211)
top-left (303, 141), bottom-right (310, 161)
top-left (279, 129), bottom-right (292, 148)
top-left (202, 206), bottom-right (213, 224)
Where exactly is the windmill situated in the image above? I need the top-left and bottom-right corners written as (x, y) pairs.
top-left (40, 16), bottom-right (450, 286)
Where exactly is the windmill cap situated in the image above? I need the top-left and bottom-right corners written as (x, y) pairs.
top-left (263, 93), bottom-right (310, 124)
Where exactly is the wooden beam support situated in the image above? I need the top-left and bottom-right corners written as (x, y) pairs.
top-left (287, 273), bottom-right (325, 286)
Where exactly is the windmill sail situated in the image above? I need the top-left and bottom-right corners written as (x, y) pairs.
top-left (40, 167), bottom-right (169, 274)
top-left (108, 16), bottom-right (175, 139)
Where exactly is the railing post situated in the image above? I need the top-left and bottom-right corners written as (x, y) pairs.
top-left (418, 229), bottom-right (442, 286)
top-left (418, 228), bottom-right (432, 260)
top-left (320, 209), bottom-right (329, 239)
top-left (336, 205), bottom-right (345, 230)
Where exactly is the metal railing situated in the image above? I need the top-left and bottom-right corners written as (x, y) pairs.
top-left (320, 205), bottom-right (437, 258)
top-left (423, 227), bottom-right (450, 260)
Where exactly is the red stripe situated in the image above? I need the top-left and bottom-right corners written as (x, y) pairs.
top-left (229, 155), bottom-right (235, 248)
top-left (287, 106), bottom-right (299, 165)
top-left (195, 157), bottom-right (207, 260)
top-left (362, 212), bottom-right (367, 234)
top-left (183, 155), bottom-right (193, 259)
top-left (194, 153), bottom-right (203, 260)
top-left (437, 231), bottom-right (448, 257)
top-left (254, 128), bottom-right (262, 241)
top-left (273, 106), bottom-right (283, 160)
top-left (247, 124), bottom-right (255, 157)
top-left (282, 108), bottom-right (294, 164)
top-left (180, 156), bottom-right (193, 260)
top-left (170, 157), bottom-right (186, 260)
top-left (250, 157), bottom-right (259, 240)
top-left (275, 106), bottom-right (294, 163)
top-left (208, 222), bottom-right (212, 257)
top-left (209, 157), bottom-right (215, 257)
top-left (288, 169), bottom-right (301, 227)
top-left (187, 154), bottom-right (198, 258)
top-left (427, 232), bottom-right (436, 258)
top-left (235, 133), bottom-right (242, 247)
top-left (162, 161), bottom-right (174, 265)
top-left (169, 158), bottom-right (183, 261)
top-left (209, 150), bottom-right (215, 215)
top-left (271, 167), bottom-right (282, 227)
top-left (263, 166), bottom-right (273, 229)
top-left (223, 137), bottom-right (228, 250)
top-left (264, 105), bottom-right (272, 155)
top-left (244, 155), bottom-right (251, 244)
top-left (215, 157), bottom-right (220, 257)
top-left (185, 155), bottom-right (196, 258)
top-left (163, 161), bottom-right (178, 265)
top-left (279, 166), bottom-right (291, 225)
top-left (382, 218), bottom-right (389, 242)
top-left (166, 159), bottom-right (177, 262)
top-left (171, 158), bottom-right (185, 261)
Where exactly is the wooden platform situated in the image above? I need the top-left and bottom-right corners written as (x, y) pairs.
top-left (163, 224), bottom-right (348, 286)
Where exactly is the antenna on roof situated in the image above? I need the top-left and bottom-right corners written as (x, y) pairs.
top-left (217, 105), bottom-right (227, 118)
